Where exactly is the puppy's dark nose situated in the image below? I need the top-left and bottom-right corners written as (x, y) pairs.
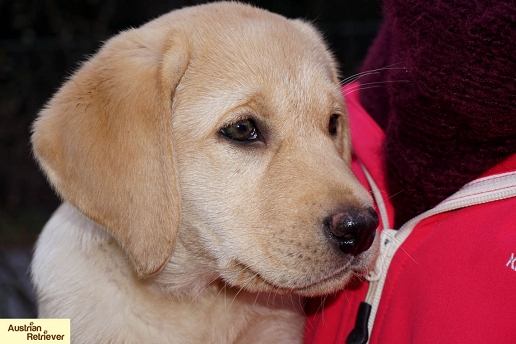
top-left (324, 207), bottom-right (379, 255)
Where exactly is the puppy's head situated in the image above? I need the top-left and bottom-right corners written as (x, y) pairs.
top-left (32, 2), bottom-right (379, 296)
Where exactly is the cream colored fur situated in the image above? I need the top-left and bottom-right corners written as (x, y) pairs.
top-left (31, 2), bottom-right (379, 343)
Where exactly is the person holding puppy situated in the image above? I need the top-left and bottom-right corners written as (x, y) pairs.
top-left (305, 0), bottom-right (516, 343)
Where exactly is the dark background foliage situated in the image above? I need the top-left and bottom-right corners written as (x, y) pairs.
top-left (0, 0), bottom-right (381, 317)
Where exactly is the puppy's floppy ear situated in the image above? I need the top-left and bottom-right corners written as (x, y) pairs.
top-left (31, 27), bottom-right (190, 278)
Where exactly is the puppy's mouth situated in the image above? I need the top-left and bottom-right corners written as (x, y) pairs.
top-left (225, 259), bottom-right (365, 296)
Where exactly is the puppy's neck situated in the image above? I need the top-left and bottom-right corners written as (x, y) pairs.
top-left (153, 240), bottom-right (221, 297)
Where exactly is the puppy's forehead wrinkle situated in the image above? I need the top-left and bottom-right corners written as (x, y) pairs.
top-left (186, 18), bottom-right (335, 82)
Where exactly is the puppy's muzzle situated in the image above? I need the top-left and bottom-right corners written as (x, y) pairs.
top-left (324, 207), bottom-right (379, 255)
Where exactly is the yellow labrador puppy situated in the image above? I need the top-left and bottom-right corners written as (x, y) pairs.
top-left (31, 2), bottom-right (379, 343)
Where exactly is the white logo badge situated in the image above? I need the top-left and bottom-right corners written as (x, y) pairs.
top-left (506, 253), bottom-right (516, 271)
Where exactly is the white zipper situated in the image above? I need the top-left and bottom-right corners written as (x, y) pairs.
top-left (360, 168), bottom-right (516, 343)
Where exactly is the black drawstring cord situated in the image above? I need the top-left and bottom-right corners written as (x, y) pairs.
top-left (346, 301), bottom-right (372, 344)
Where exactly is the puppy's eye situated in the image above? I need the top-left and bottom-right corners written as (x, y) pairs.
top-left (329, 114), bottom-right (340, 137)
top-left (221, 119), bottom-right (258, 142)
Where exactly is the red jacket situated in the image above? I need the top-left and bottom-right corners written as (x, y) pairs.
top-left (305, 85), bottom-right (516, 344)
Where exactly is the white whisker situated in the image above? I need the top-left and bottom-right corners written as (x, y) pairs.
top-left (342, 80), bottom-right (410, 97)
top-left (340, 63), bottom-right (407, 86)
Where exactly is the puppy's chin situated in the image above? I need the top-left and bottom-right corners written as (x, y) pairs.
top-left (219, 244), bottom-right (379, 297)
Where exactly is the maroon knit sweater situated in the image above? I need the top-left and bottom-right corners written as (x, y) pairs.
top-left (359, 0), bottom-right (516, 227)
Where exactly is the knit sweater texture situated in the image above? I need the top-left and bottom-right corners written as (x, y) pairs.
top-left (358, 0), bottom-right (516, 227)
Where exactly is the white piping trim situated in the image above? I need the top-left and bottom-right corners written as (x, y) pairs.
top-left (360, 163), bottom-right (390, 230)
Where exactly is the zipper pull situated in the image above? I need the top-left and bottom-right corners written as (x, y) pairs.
top-left (346, 301), bottom-right (372, 344)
